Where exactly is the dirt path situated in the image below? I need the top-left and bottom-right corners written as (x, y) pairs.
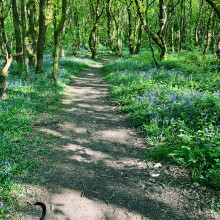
top-left (17, 57), bottom-right (218, 220)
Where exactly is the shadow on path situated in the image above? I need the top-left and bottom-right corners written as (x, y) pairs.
top-left (22, 57), bottom-right (215, 220)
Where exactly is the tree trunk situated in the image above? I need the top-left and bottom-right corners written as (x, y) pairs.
top-left (216, 37), bottom-right (220, 59)
top-left (27, 0), bottom-right (37, 66)
top-left (52, 34), bottom-right (59, 83)
top-left (0, 0), bottom-right (13, 99)
top-left (0, 20), bottom-right (11, 58)
top-left (134, 23), bottom-right (142, 54)
top-left (171, 22), bottom-right (175, 52)
top-left (51, 0), bottom-right (68, 84)
top-left (106, 0), bottom-right (112, 51)
top-left (157, 0), bottom-right (167, 59)
top-left (209, 16), bottom-right (216, 53)
top-left (88, 0), bottom-right (104, 60)
top-left (21, 0), bottom-right (29, 79)
top-left (127, 2), bottom-right (134, 55)
top-left (114, 20), bottom-right (122, 56)
top-left (36, 0), bottom-right (46, 74)
top-left (89, 24), bottom-right (97, 60)
top-left (179, 0), bottom-right (183, 51)
top-left (12, 0), bottom-right (23, 66)
top-left (72, 6), bottom-right (80, 57)
top-left (135, 0), bottom-right (165, 59)
top-left (203, 13), bottom-right (213, 54)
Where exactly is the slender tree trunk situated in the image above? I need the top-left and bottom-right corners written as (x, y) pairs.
top-left (82, 19), bottom-right (88, 50)
top-left (189, 0), bottom-right (192, 45)
top-left (171, 22), bottom-right (175, 52)
top-left (179, 0), bottom-right (183, 51)
top-left (72, 6), bottom-right (80, 56)
top-left (36, 0), bottom-right (46, 74)
top-left (135, 0), bottom-right (165, 59)
top-left (0, 0), bottom-right (13, 99)
top-left (113, 20), bottom-right (122, 56)
top-left (27, 0), bottom-right (37, 66)
top-left (209, 16), bottom-right (216, 53)
top-left (134, 22), bottom-right (142, 54)
top-left (216, 37), bottom-right (220, 59)
top-left (21, 0), bottom-right (28, 79)
top-left (88, 0), bottom-right (104, 60)
top-left (194, 1), bottom-right (203, 46)
top-left (52, 0), bottom-right (68, 84)
top-left (89, 24), bottom-right (97, 60)
top-left (106, 0), bottom-right (112, 51)
top-left (12, 0), bottom-right (23, 66)
top-left (0, 20), bottom-right (11, 58)
top-left (52, 34), bottom-right (59, 82)
top-left (157, 0), bottom-right (167, 59)
top-left (203, 12), bottom-right (213, 54)
top-left (127, 2), bottom-right (134, 54)
top-left (146, 3), bottom-right (158, 65)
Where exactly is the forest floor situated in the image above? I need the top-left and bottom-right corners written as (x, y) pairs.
top-left (14, 57), bottom-right (219, 220)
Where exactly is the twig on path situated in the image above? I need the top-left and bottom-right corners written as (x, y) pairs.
top-left (80, 180), bottom-right (86, 197)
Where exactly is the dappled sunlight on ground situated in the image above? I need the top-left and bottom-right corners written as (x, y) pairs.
top-left (18, 58), bottom-right (217, 220)
top-left (40, 128), bottom-right (69, 139)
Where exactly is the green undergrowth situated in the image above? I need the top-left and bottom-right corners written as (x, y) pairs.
top-left (103, 51), bottom-right (220, 192)
top-left (0, 56), bottom-right (89, 217)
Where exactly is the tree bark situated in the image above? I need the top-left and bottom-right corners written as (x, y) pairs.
top-left (179, 0), bottom-right (183, 51)
top-left (216, 37), bottom-right (220, 59)
top-left (203, 12), bottom-right (213, 54)
top-left (135, 0), bottom-right (165, 59)
top-left (72, 6), bottom-right (80, 57)
top-left (36, 0), bottom-right (46, 74)
top-left (0, 0), bottom-right (13, 99)
top-left (157, 0), bottom-right (167, 59)
top-left (52, 0), bottom-right (68, 84)
top-left (106, 0), bottom-right (113, 51)
top-left (12, 0), bottom-right (23, 66)
top-left (127, 1), bottom-right (134, 54)
top-left (88, 0), bottom-right (104, 60)
top-left (21, 0), bottom-right (29, 79)
top-left (27, 0), bottom-right (37, 66)
top-left (134, 22), bottom-right (142, 54)
top-left (209, 16), bottom-right (216, 53)
top-left (171, 23), bottom-right (175, 52)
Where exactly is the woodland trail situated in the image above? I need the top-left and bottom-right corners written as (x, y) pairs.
top-left (17, 57), bottom-right (218, 220)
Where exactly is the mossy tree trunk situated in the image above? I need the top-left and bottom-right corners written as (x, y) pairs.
top-left (26, 0), bottom-right (37, 66)
top-left (89, 24), bottom-right (97, 60)
top-left (134, 22), bottom-right (142, 54)
top-left (126, 1), bottom-right (134, 55)
top-left (135, 0), bottom-right (164, 59)
top-left (12, 0), bottom-right (23, 67)
top-left (36, 0), bottom-right (46, 74)
top-left (0, 0), bottom-right (13, 99)
top-left (51, 0), bottom-right (68, 84)
top-left (88, 0), bottom-right (104, 60)
top-left (20, 0), bottom-right (29, 79)
top-left (106, 0), bottom-right (113, 51)
top-left (203, 12), bottom-right (213, 55)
